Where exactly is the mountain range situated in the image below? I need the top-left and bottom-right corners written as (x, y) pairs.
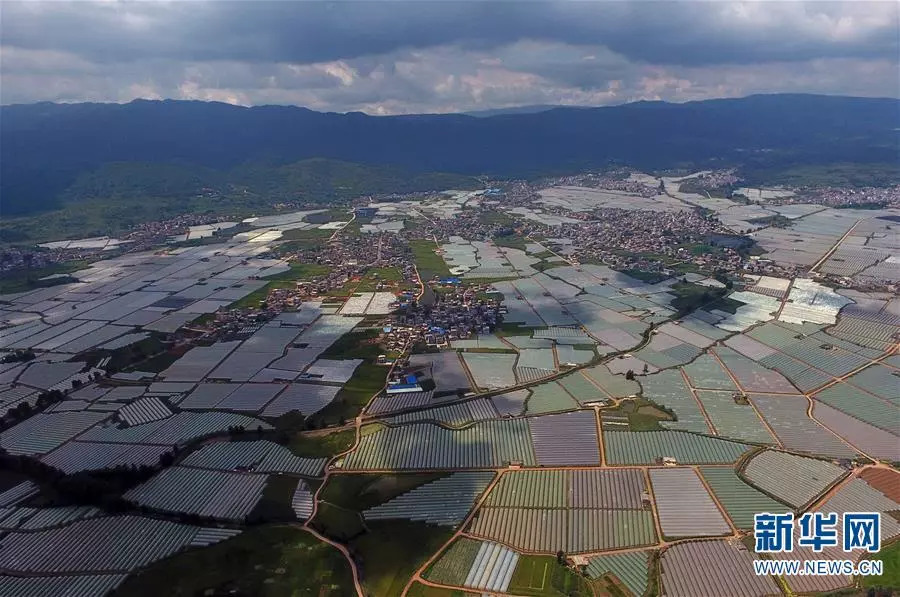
top-left (1, 94), bottom-right (897, 216)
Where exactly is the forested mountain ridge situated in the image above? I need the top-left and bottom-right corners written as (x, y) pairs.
top-left (1, 94), bottom-right (897, 215)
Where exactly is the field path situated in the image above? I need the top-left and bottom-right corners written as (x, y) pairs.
top-left (808, 219), bottom-right (860, 274)
top-left (401, 470), bottom-right (504, 597)
top-left (301, 343), bottom-right (408, 597)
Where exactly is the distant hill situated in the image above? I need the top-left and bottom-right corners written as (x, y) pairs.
top-left (463, 104), bottom-right (573, 117)
top-left (1, 94), bottom-right (897, 216)
top-left (60, 159), bottom-right (477, 205)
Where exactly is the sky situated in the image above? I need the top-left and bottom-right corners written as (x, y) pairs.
top-left (1, 1), bottom-right (898, 114)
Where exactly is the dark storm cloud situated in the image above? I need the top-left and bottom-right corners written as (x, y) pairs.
top-left (1, 1), bottom-right (897, 112)
top-left (3, 2), bottom-right (898, 66)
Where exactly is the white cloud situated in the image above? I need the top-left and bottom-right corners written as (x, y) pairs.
top-left (0, 2), bottom-right (896, 112)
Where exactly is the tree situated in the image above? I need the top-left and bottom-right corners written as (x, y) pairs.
top-left (625, 370), bottom-right (635, 381)
top-left (556, 550), bottom-right (566, 565)
top-left (642, 363), bottom-right (649, 374)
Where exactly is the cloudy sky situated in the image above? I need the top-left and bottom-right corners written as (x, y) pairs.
top-left (1, 1), bottom-right (897, 114)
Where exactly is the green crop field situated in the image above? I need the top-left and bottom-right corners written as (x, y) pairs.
top-left (410, 239), bottom-right (451, 278)
top-left (351, 520), bottom-right (454, 597)
top-left (115, 525), bottom-right (355, 597)
top-left (312, 502), bottom-right (367, 542)
top-left (507, 555), bottom-right (593, 597)
top-left (247, 476), bottom-right (300, 523)
top-left (307, 361), bottom-right (387, 427)
top-left (277, 226), bottom-right (334, 251)
top-left (408, 583), bottom-right (476, 597)
top-left (288, 428), bottom-right (355, 458)
top-left (860, 540), bottom-right (900, 591)
top-left (0, 261), bottom-right (90, 294)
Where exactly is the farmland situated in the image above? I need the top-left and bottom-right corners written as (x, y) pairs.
top-left (115, 525), bottom-right (355, 597)
top-left (0, 261), bottom-right (90, 294)
top-left (860, 540), bottom-right (900, 591)
top-left (353, 520), bottom-right (455, 597)
top-left (507, 555), bottom-right (593, 597)
top-left (410, 239), bottom-right (451, 278)
top-left (1, 175), bottom-right (898, 597)
top-left (289, 428), bottom-right (356, 458)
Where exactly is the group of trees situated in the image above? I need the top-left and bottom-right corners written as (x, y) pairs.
top-left (0, 389), bottom-right (65, 432)
top-left (671, 285), bottom-right (730, 317)
top-left (624, 366), bottom-right (649, 381)
top-left (0, 349), bottom-right (36, 364)
top-left (712, 271), bottom-right (734, 289)
top-left (0, 448), bottom-right (167, 511)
